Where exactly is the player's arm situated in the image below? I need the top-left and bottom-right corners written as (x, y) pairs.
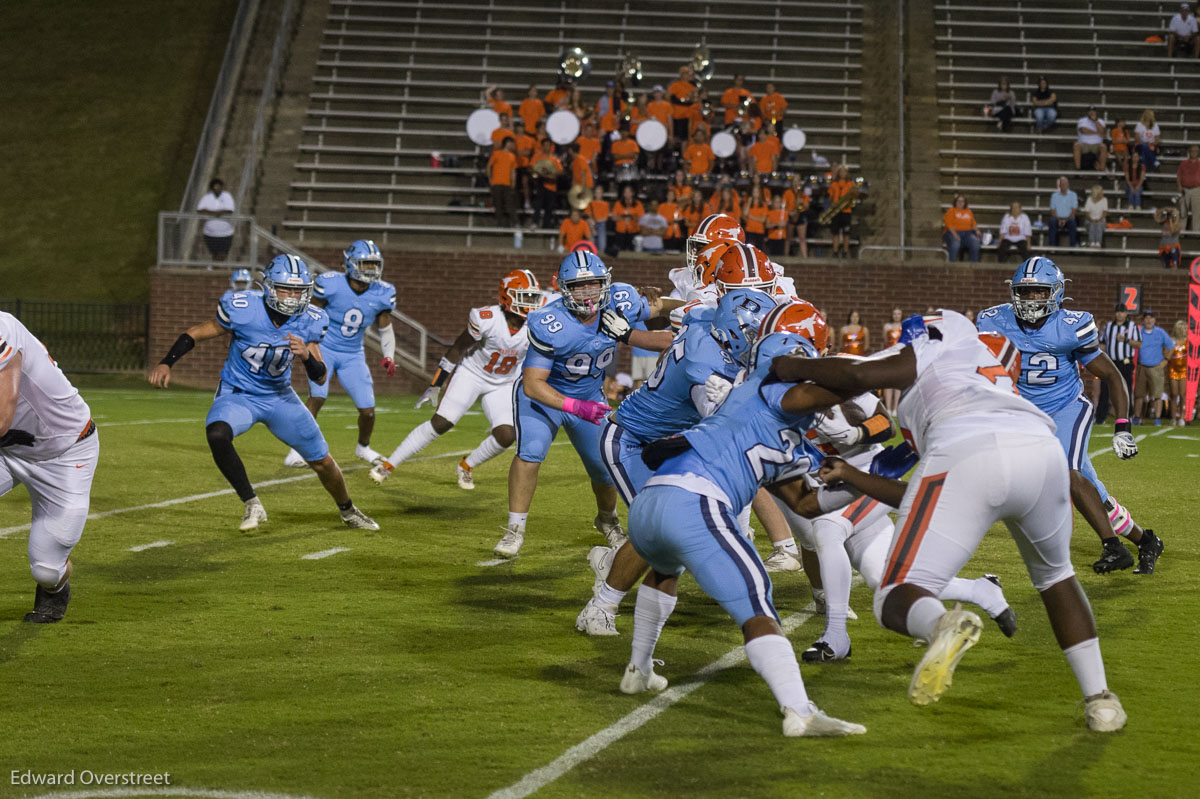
top-left (1085, 350), bottom-right (1139, 459)
top-left (818, 456), bottom-right (908, 508)
top-left (287, 334), bottom-right (327, 385)
top-left (376, 310), bottom-right (396, 377)
top-left (819, 398), bottom-right (895, 448)
top-left (767, 475), bottom-right (821, 516)
top-left (523, 364), bottom-right (610, 424)
top-left (416, 327), bottom-right (477, 409)
top-left (0, 350), bottom-right (24, 439)
top-left (773, 347), bottom-right (917, 394)
top-left (148, 319), bottom-right (229, 389)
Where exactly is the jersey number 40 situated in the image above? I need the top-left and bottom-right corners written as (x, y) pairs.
top-left (242, 344), bottom-right (292, 377)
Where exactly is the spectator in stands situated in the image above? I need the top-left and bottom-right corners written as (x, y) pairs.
top-left (996, 201), bottom-right (1032, 263)
top-left (569, 142), bottom-right (593, 190)
top-left (197, 178), bottom-right (235, 261)
top-left (577, 120), bottom-right (601, 170)
top-left (558, 206), bottom-right (592, 252)
top-left (1167, 3), bottom-right (1200, 58)
top-left (942, 193), bottom-right (981, 262)
top-left (490, 112), bottom-right (514, 148)
top-left (986, 76), bottom-right (1017, 133)
top-left (748, 125), bottom-right (780, 175)
top-left (705, 182), bottom-right (741, 221)
top-left (613, 185), bottom-right (644, 252)
top-left (1031, 76), bottom-right (1058, 133)
top-left (1048, 176), bottom-right (1080, 247)
top-left (1109, 118), bottom-right (1130, 172)
top-left (828, 166), bottom-right (856, 258)
top-left (1098, 304), bottom-right (1140, 424)
top-left (690, 92), bottom-right (717, 142)
top-left (639, 200), bottom-right (668, 254)
top-left (1125, 149), bottom-right (1146, 209)
top-left (1176, 144), bottom-right (1200, 231)
top-left (647, 85), bottom-right (672, 129)
top-left (669, 169), bottom-right (692, 204)
top-left (1135, 110), bottom-right (1161, 171)
top-left (485, 86), bottom-right (512, 117)
top-left (1073, 106), bottom-right (1107, 172)
top-left (681, 190), bottom-right (705, 237)
top-left (760, 81), bottom-right (787, 125)
top-left (659, 188), bottom-right (683, 252)
top-left (512, 120), bottom-right (536, 212)
top-left (1084, 185), bottom-right (1108, 248)
top-left (611, 120), bottom-right (640, 185)
top-left (684, 129), bottom-right (715, 177)
top-left (589, 184), bottom-right (611, 255)
top-left (544, 81), bottom-right (570, 112)
top-left (1155, 206), bottom-right (1183, 268)
top-left (487, 137), bottom-right (518, 228)
top-left (668, 66), bottom-right (698, 144)
top-left (570, 88), bottom-right (589, 120)
top-left (519, 85), bottom-right (544, 134)
top-left (743, 185), bottom-right (769, 249)
top-left (721, 74), bottom-right (753, 126)
top-left (596, 82), bottom-right (621, 119)
top-left (532, 138), bottom-right (563, 229)
top-left (1133, 310), bottom-right (1175, 425)
top-left (765, 195), bottom-right (788, 257)
top-left (784, 174), bottom-right (811, 259)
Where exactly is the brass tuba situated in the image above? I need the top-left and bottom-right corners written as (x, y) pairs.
top-left (616, 54), bottom-right (642, 121)
top-left (559, 47), bottom-right (591, 82)
top-left (819, 177), bottom-right (868, 225)
top-left (690, 44), bottom-right (713, 84)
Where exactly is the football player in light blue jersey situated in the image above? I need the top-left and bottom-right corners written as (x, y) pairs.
top-left (575, 289), bottom-right (770, 635)
top-left (495, 251), bottom-right (672, 560)
top-left (976, 256), bottom-right (1163, 575)
top-left (283, 240), bottom-right (398, 468)
top-left (228, 268), bottom-right (254, 293)
top-left (619, 331), bottom-right (866, 738)
top-left (149, 254), bottom-right (378, 532)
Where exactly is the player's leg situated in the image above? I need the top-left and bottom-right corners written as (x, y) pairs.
top-left (761, 490), bottom-right (803, 572)
top-left (1004, 436), bottom-right (1125, 730)
top-left (332, 351), bottom-right (382, 464)
top-left (205, 393), bottom-right (265, 529)
top-left (563, 414), bottom-right (625, 547)
top-left (496, 380), bottom-right (562, 557)
top-left (372, 368), bottom-right (480, 483)
top-left (455, 384), bottom-right (517, 489)
top-left (286, 348), bottom-right (336, 467)
top-left (803, 513), bottom-right (854, 660)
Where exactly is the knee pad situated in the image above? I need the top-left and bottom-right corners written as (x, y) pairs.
top-left (30, 561), bottom-right (66, 588)
top-left (205, 421), bottom-right (234, 447)
top-left (873, 583), bottom-right (896, 628)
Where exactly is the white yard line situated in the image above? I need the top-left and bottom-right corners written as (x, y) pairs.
top-left (300, 547), bottom-right (350, 560)
top-left (486, 582), bottom-right (858, 799)
top-left (476, 557), bottom-right (514, 567)
top-left (129, 540), bottom-right (173, 552)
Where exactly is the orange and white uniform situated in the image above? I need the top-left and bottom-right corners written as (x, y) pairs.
top-left (841, 327), bottom-right (866, 355)
top-left (0, 311), bottom-right (98, 588)
top-left (1168, 341), bottom-right (1187, 381)
top-left (438, 305), bottom-right (529, 427)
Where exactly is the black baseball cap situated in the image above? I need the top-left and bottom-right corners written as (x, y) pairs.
top-left (1143, 309), bottom-right (1157, 317)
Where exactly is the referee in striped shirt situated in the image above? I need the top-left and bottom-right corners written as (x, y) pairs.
top-left (1097, 304), bottom-right (1141, 423)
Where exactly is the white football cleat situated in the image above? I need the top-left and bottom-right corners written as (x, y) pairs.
top-left (619, 662), bottom-right (667, 695)
top-left (587, 545), bottom-right (616, 596)
top-left (368, 461), bottom-right (394, 485)
top-left (456, 459), bottom-right (475, 490)
top-left (1084, 690), bottom-right (1127, 732)
top-left (764, 547), bottom-right (803, 572)
top-left (594, 514), bottom-right (628, 549)
top-left (283, 449), bottom-right (307, 468)
top-left (494, 526), bottom-right (524, 559)
top-left (340, 505), bottom-right (380, 531)
top-left (781, 704), bottom-right (867, 737)
top-left (355, 444), bottom-right (385, 466)
top-left (575, 598), bottom-right (619, 636)
top-left (908, 604), bottom-right (982, 706)
top-left (239, 498), bottom-right (268, 531)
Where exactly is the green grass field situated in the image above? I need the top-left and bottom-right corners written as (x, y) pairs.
top-left (1, 381), bottom-right (1197, 799)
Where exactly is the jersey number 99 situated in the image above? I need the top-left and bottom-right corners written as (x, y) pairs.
top-left (564, 347), bottom-right (615, 381)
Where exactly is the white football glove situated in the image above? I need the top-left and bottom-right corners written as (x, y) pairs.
top-left (599, 309), bottom-right (632, 343)
top-left (704, 373), bottom-right (733, 407)
top-left (1112, 431), bottom-right (1138, 459)
top-left (415, 386), bottom-right (440, 409)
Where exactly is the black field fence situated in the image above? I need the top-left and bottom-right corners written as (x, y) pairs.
top-left (0, 300), bottom-right (149, 373)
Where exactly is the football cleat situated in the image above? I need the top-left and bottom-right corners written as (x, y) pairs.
top-left (355, 444), bottom-right (384, 466)
top-left (283, 448), bottom-right (308, 468)
top-left (619, 662), bottom-right (668, 695)
top-left (1084, 690), bottom-right (1128, 732)
top-left (23, 582), bottom-right (70, 624)
top-left (494, 526), bottom-right (524, 558)
top-left (594, 514), bottom-right (627, 549)
top-left (340, 505), bottom-right (380, 531)
top-left (455, 460), bottom-right (475, 490)
top-left (575, 598), bottom-right (619, 636)
top-left (587, 545), bottom-right (616, 596)
top-left (240, 498), bottom-right (268, 531)
top-left (764, 547), bottom-right (803, 573)
top-left (909, 604), bottom-right (982, 706)
top-left (781, 704), bottom-right (867, 737)
top-left (801, 640), bottom-right (851, 663)
top-left (1133, 530), bottom-right (1164, 575)
top-left (983, 574), bottom-right (1018, 638)
top-left (1092, 537), bottom-right (1134, 574)
top-left (368, 461), bottom-right (394, 485)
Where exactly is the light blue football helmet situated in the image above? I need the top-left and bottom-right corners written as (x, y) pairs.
top-left (711, 288), bottom-right (774, 365)
top-left (750, 330), bottom-right (819, 374)
top-left (557, 250), bottom-right (611, 315)
top-left (1007, 256), bottom-right (1068, 323)
top-left (230, 268), bottom-right (253, 291)
top-left (262, 254), bottom-right (313, 316)
top-left (343, 239), bottom-right (383, 283)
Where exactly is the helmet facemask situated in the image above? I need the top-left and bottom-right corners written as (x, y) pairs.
top-left (264, 278), bottom-right (313, 316)
top-left (348, 257), bottom-right (382, 283)
top-left (562, 275), bottom-right (610, 316)
top-left (1009, 282), bottom-right (1058, 323)
top-left (506, 286), bottom-right (544, 317)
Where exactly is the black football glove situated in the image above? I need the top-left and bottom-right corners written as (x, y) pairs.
top-left (0, 429), bottom-right (36, 448)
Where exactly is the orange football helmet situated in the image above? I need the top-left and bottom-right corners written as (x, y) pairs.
top-left (759, 300), bottom-right (829, 354)
top-left (687, 213), bottom-right (745, 277)
top-left (694, 241), bottom-right (737, 288)
top-left (978, 331), bottom-right (1022, 386)
top-left (499, 269), bottom-right (543, 317)
top-left (712, 243), bottom-right (777, 296)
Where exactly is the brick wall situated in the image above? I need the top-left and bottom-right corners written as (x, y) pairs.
top-left (150, 255), bottom-right (1195, 393)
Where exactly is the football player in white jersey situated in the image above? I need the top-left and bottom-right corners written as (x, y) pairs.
top-left (370, 270), bottom-right (543, 489)
top-left (772, 311), bottom-right (1127, 731)
top-left (0, 312), bottom-right (99, 623)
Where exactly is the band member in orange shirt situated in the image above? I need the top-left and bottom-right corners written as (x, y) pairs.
top-left (518, 85), bottom-right (544, 134)
top-left (647, 86), bottom-right (673, 129)
top-left (681, 191), bottom-right (705, 237)
top-left (612, 185), bottom-right (644, 252)
top-left (760, 82), bottom-right (788, 124)
top-left (703, 184), bottom-right (740, 221)
top-left (668, 66), bottom-right (698, 143)
top-left (720, 74), bottom-right (753, 126)
top-left (765, 195), bottom-right (788, 257)
top-left (659, 188), bottom-right (683, 252)
top-left (668, 169), bottom-right (693, 203)
top-left (827, 165), bottom-right (856, 258)
top-left (559, 206), bottom-right (593, 251)
top-left (532, 138), bottom-right (563, 229)
top-left (490, 113), bottom-right (514, 148)
top-left (487, 137), bottom-right (518, 227)
top-left (577, 121), bottom-right (601, 168)
top-left (544, 81), bottom-right (570, 110)
top-left (485, 85), bottom-right (512, 118)
top-left (743, 186), bottom-right (770, 249)
top-left (683, 129), bottom-right (715, 176)
top-left (570, 143), bottom-right (594, 189)
top-left (588, 184), bottom-right (611, 254)
top-left (840, 310), bottom-right (869, 355)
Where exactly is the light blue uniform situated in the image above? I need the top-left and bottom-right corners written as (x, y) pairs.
top-left (976, 302), bottom-right (1108, 498)
top-left (308, 272), bottom-right (396, 408)
top-left (516, 282), bottom-right (650, 482)
top-left (629, 368), bottom-right (824, 626)
top-left (208, 292), bottom-right (331, 461)
top-left (601, 308), bottom-right (740, 504)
